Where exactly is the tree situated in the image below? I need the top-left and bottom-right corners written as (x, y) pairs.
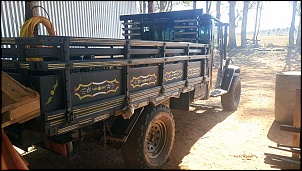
top-left (216, 1), bottom-right (221, 19)
top-left (240, 1), bottom-right (250, 47)
top-left (255, 2), bottom-right (263, 45)
top-left (153, 1), bottom-right (192, 12)
top-left (159, 1), bottom-right (172, 12)
top-left (148, 1), bottom-right (155, 13)
top-left (296, 16), bottom-right (301, 46)
top-left (284, 1), bottom-right (297, 71)
top-left (296, 1), bottom-right (301, 46)
top-left (206, 1), bottom-right (212, 14)
top-left (228, 1), bottom-right (237, 49)
top-left (193, 1), bottom-right (196, 9)
top-left (252, 1), bottom-right (263, 45)
top-left (139, 1), bottom-right (147, 14)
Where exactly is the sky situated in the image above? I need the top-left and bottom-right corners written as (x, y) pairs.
top-left (173, 1), bottom-right (300, 33)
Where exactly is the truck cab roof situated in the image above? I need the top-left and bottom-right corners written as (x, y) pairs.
top-left (120, 9), bottom-right (228, 43)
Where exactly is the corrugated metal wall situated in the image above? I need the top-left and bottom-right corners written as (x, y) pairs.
top-left (1, 1), bottom-right (137, 38)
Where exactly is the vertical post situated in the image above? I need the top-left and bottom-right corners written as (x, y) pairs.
top-left (25, 1), bottom-right (32, 21)
top-left (184, 44), bottom-right (189, 88)
top-left (124, 20), bottom-right (129, 40)
top-left (62, 37), bottom-right (74, 124)
top-left (159, 43), bottom-right (166, 94)
top-left (31, 2), bottom-right (39, 36)
top-left (193, 1), bottom-right (196, 9)
top-left (123, 40), bottom-right (131, 105)
top-left (25, 1), bottom-right (39, 36)
top-left (148, 1), bottom-right (154, 13)
top-left (292, 89), bottom-right (301, 158)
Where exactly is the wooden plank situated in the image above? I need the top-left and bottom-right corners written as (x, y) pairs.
top-left (1, 109), bottom-right (40, 128)
top-left (1, 93), bottom-right (15, 109)
top-left (1, 71), bottom-right (41, 128)
top-left (268, 145), bottom-right (300, 154)
top-left (280, 124), bottom-right (300, 133)
top-left (1, 71), bottom-right (28, 101)
top-left (1, 71), bottom-right (40, 113)
top-left (1, 95), bottom-right (38, 113)
top-left (292, 89), bottom-right (301, 158)
top-left (2, 99), bottom-right (40, 120)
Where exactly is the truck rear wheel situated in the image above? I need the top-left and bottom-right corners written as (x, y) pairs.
top-left (221, 76), bottom-right (241, 111)
top-left (121, 104), bottom-right (175, 169)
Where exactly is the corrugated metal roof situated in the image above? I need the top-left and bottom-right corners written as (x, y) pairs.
top-left (1, 1), bottom-right (137, 38)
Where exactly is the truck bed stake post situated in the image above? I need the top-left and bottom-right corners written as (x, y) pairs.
top-left (160, 43), bottom-right (166, 95)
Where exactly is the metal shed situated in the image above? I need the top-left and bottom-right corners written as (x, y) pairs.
top-left (1, 1), bottom-right (138, 38)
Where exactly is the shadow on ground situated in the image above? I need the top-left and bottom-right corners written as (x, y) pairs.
top-left (163, 102), bottom-right (234, 169)
top-left (267, 120), bottom-right (294, 146)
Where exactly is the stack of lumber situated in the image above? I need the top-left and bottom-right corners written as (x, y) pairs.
top-left (1, 71), bottom-right (40, 128)
top-left (265, 89), bottom-right (301, 169)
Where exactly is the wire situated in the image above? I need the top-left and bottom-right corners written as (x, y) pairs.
top-left (20, 16), bottom-right (57, 61)
top-left (31, 5), bottom-right (51, 21)
top-left (20, 16), bottom-right (56, 37)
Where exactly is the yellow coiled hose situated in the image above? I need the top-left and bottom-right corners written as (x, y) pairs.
top-left (20, 16), bottom-right (56, 61)
top-left (20, 16), bottom-right (56, 37)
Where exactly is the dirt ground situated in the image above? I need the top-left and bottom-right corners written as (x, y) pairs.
top-left (20, 46), bottom-right (301, 170)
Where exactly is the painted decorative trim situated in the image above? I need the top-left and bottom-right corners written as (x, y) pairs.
top-left (74, 79), bottom-right (119, 100)
top-left (188, 67), bottom-right (201, 77)
top-left (130, 73), bottom-right (157, 88)
top-left (45, 79), bottom-right (58, 105)
top-left (165, 70), bottom-right (183, 81)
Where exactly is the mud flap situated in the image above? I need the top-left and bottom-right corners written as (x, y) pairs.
top-left (210, 65), bottom-right (240, 97)
top-left (221, 65), bottom-right (240, 91)
top-left (170, 92), bottom-right (190, 111)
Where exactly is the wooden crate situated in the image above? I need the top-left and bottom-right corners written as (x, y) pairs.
top-left (1, 71), bottom-right (40, 128)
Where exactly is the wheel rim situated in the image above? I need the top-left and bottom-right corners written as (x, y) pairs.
top-left (146, 120), bottom-right (167, 159)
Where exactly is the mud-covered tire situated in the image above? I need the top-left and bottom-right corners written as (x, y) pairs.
top-left (121, 104), bottom-right (175, 169)
top-left (221, 76), bottom-right (241, 111)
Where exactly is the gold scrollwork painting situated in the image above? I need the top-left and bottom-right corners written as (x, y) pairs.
top-left (130, 73), bottom-right (157, 88)
top-left (188, 67), bottom-right (201, 77)
top-left (45, 79), bottom-right (58, 105)
top-left (165, 70), bottom-right (183, 81)
top-left (74, 79), bottom-right (119, 100)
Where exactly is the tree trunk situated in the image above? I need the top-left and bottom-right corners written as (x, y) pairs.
top-left (240, 1), bottom-right (249, 47)
top-left (216, 1), bottom-right (221, 19)
top-left (252, 1), bottom-right (259, 44)
top-left (255, 2), bottom-right (263, 44)
top-left (143, 1), bottom-right (147, 14)
top-left (148, 1), bottom-right (155, 13)
top-left (228, 1), bottom-right (237, 49)
top-left (139, 1), bottom-right (143, 14)
top-left (168, 1), bottom-right (172, 11)
top-left (160, 1), bottom-right (165, 12)
top-left (285, 1), bottom-right (297, 71)
top-left (206, 1), bottom-right (212, 14)
top-left (296, 16), bottom-right (301, 46)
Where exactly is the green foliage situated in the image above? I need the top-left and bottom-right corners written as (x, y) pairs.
top-left (182, 1), bottom-right (193, 7)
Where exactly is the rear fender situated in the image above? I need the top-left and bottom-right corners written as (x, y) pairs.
top-left (221, 65), bottom-right (240, 91)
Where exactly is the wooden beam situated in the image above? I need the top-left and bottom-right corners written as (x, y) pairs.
top-left (292, 89), bottom-right (301, 158)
